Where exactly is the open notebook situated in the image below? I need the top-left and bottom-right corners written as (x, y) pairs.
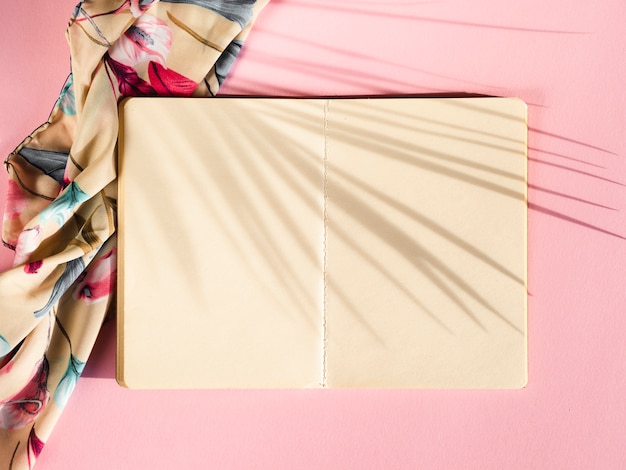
top-left (117, 97), bottom-right (528, 389)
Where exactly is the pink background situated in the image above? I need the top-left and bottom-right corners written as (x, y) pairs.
top-left (2, 0), bottom-right (626, 468)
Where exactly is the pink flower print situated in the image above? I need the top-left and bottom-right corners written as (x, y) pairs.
top-left (0, 358), bottom-right (49, 430)
top-left (130, 0), bottom-right (158, 17)
top-left (13, 225), bottom-right (42, 267)
top-left (104, 56), bottom-right (157, 96)
top-left (3, 180), bottom-right (28, 221)
top-left (109, 15), bottom-right (172, 68)
top-left (73, 248), bottom-right (117, 305)
top-left (27, 426), bottom-right (45, 466)
top-left (24, 260), bottom-right (43, 274)
top-left (148, 61), bottom-right (198, 96)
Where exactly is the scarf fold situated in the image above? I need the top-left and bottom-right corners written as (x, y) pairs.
top-left (1, 1), bottom-right (268, 467)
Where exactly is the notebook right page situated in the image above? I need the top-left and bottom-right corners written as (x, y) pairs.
top-left (324, 98), bottom-right (527, 388)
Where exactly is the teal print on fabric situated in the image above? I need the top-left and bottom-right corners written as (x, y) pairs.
top-left (53, 354), bottom-right (85, 409)
top-left (0, 335), bottom-right (10, 357)
top-left (39, 182), bottom-right (89, 227)
top-left (56, 74), bottom-right (76, 116)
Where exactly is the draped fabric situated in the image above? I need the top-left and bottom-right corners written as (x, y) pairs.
top-left (0, 1), bottom-right (268, 467)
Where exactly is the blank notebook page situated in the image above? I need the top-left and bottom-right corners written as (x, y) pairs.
top-left (117, 97), bottom-right (527, 389)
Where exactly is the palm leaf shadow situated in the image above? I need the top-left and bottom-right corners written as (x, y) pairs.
top-left (244, 98), bottom-right (526, 334)
top-left (125, 96), bottom-right (622, 346)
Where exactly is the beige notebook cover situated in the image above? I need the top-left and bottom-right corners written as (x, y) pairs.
top-left (117, 97), bottom-right (527, 389)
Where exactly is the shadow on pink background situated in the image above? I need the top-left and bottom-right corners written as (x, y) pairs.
top-left (2, 0), bottom-right (626, 468)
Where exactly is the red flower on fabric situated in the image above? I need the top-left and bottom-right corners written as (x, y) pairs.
top-left (148, 61), bottom-right (197, 96)
top-left (72, 248), bottom-right (117, 305)
top-left (105, 56), bottom-right (156, 96)
top-left (105, 57), bottom-right (197, 97)
top-left (27, 426), bottom-right (45, 466)
top-left (24, 260), bottom-right (43, 274)
top-left (104, 14), bottom-right (196, 97)
top-left (0, 358), bottom-right (50, 430)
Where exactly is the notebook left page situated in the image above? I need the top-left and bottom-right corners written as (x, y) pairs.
top-left (117, 98), bottom-right (326, 388)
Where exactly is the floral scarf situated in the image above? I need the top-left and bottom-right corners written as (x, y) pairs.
top-left (0, 1), bottom-right (268, 467)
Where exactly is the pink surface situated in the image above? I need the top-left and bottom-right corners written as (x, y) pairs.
top-left (2, 0), bottom-right (626, 468)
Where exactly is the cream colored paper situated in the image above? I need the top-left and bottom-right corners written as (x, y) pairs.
top-left (324, 99), bottom-right (527, 388)
top-left (117, 97), bottom-right (527, 389)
